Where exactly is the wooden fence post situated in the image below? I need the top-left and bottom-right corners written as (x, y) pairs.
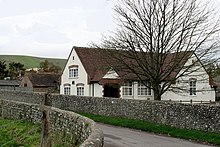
top-left (40, 93), bottom-right (52, 147)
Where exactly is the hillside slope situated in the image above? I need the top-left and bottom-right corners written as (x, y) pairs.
top-left (0, 55), bottom-right (67, 70)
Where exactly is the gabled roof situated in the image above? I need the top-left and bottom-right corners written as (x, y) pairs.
top-left (25, 73), bottom-right (60, 87)
top-left (162, 51), bottom-right (194, 80)
top-left (74, 46), bottom-right (194, 83)
top-left (75, 47), bottom-right (110, 82)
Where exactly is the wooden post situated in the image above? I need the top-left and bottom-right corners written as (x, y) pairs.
top-left (40, 93), bottom-right (52, 147)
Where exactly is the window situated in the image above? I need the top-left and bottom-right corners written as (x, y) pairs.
top-left (64, 85), bottom-right (71, 95)
top-left (123, 81), bottom-right (133, 96)
top-left (69, 67), bottom-right (78, 78)
top-left (138, 82), bottom-right (151, 96)
top-left (189, 79), bottom-right (196, 95)
top-left (77, 86), bottom-right (84, 96)
top-left (76, 83), bottom-right (84, 96)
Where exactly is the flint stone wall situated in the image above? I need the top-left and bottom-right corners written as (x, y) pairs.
top-left (0, 90), bottom-right (220, 133)
top-left (0, 98), bottom-right (104, 147)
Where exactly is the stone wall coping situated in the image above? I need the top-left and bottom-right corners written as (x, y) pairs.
top-left (44, 106), bottom-right (104, 147)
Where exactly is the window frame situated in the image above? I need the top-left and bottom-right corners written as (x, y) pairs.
top-left (138, 82), bottom-right (151, 96)
top-left (64, 84), bottom-right (71, 95)
top-left (69, 66), bottom-right (78, 78)
top-left (123, 81), bottom-right (133, 96)
top-left (77, 86), bottom-right (84, 96)
top-left (189, 78), bottom-right (196, 96)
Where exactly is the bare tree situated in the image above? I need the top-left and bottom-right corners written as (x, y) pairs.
top-left (98, 0), bottom-right (220, 100)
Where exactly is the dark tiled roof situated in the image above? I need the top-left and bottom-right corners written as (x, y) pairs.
top-left (0, 80), bottom-right (20, 86)
top-left (26, 73), bottom-right (60, 87)
top-left (75, 47), bottom-right (110, 82)
top-left (161, 51), bottom-right (193, 80)
top-left (74, 46), bottom-right (193, 83)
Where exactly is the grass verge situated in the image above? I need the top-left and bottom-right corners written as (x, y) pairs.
top-left (0, 118), bottom-right (41, 146)
top-left (78, 112), bottom-right (220, 146)
top-left (0, 118), bottom-right (79, 147)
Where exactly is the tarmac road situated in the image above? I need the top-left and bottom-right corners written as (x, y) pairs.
top-left (97, 123), bottom-right (215, 147)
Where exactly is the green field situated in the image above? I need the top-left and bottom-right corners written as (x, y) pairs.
top-left (0, 55), bottom-right (67, 70)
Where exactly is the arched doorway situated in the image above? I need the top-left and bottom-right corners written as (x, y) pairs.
top-left (103, 83), bottom-right (120, 98)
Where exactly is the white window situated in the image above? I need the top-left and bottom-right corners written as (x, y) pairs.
top-left (138, 82), bottom-right (151, 96)
top-left (189, 79), bottom-right (196, 95)
top-left (64, 85), bottom-right (71, 95)
top-left (77, 86), bottom-right (84, 96)
top-left (76, 83), bottom-right (84, 96)
top-left (123, 81), bottom-right (133, 96)
top-left (69, 67), bottom-right (78, 78)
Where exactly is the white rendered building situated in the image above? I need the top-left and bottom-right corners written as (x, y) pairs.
top-left (60, 46), bottom-right (216, 102)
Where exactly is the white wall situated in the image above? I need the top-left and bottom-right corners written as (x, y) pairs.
top-left (162, 55), bottom-right (215, 102)
top-left (60, 48), bottom-right (89, 95)
top-left (121, 81), bottom-right (154, 100)
top-left (89, 83), bottom-right (103, 97)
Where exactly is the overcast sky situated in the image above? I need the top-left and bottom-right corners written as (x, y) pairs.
top-left (0, 0), bottom-right (117, 58)
top-left (0, 0), bottom-right (220, 58)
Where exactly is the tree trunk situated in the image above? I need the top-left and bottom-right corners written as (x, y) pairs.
top-left (153, 84), bottom-right (162, 100)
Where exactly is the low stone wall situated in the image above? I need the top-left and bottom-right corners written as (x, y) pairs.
top-left (1, 90), bottom-right (220, 133)
top-left (51, 94), bottom-right (220, 133)
top-left (0, 99), bottom-right (104, 147)
top-left (0, 90), bottom-right (42, 104)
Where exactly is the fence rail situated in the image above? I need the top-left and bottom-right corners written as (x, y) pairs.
top-left (164, 99), bottom-right (219, 104)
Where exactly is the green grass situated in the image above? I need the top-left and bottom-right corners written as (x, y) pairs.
top-left (0, 55), bottom-right (66, 70)
top-left (0, 118), bottom-right (79, 146)
top-left (0, 118), bottom-right (41, 146)
top-left (78, 112), bottom-right (220, 146)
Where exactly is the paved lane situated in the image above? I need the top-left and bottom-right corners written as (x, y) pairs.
top-left (97, 123), bottom-right (214, 147)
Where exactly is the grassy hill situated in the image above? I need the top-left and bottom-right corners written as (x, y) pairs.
top-left (0, 55), bottom-right (67, 70)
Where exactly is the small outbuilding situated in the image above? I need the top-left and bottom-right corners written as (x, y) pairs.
top-left (20, 73), bottom-right (60, 93)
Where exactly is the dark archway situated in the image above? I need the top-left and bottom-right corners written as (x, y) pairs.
top-left (103, 84), bottom-right (120, 98)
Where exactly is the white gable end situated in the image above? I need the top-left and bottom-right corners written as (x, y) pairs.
top-left (60, 47), bottom-right (89, 96)
top-left (103, 69), bottom-right (120, 79)
top-left (162, 54), bottom-right (215, 102)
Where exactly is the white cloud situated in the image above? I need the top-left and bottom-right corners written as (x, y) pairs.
top-left (0, 5), bottom-right (116, 58)
top-left (1, 0), bottom-right (220, 59)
